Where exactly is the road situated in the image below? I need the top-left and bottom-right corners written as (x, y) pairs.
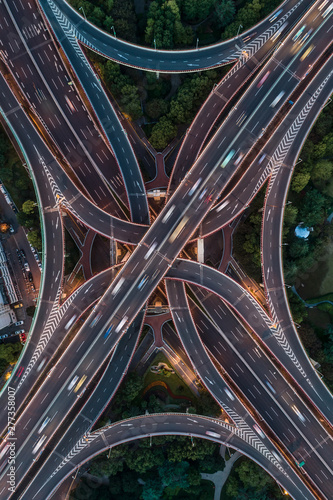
top-left (0, 0), bottom-right (332, 498)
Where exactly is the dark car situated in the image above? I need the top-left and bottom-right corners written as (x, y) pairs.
top-left (28, 272), bottom-right (33, 282)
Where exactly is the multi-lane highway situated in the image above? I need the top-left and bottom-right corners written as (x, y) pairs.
top-left (0, 0), bottom-right (332, 498)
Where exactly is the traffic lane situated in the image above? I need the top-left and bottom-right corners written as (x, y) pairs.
top-left (0, 287), bottom-right (149, 488)
top-left (189, 287), bottom-right (333, 482)
top-left (168, 0), bottom-right (313, 192)
top-left (3, 93), bottom-right (306, 480)
top-left (0, 149), bottom-right (260, 490)
top-left (261, 57), bottom-right (333, 418)
top-left (47, 0), bottom-right (309, 72)
top-left (23, 412), bottom-right (316, 500)
top-left (0, 310), bottom-right (145, 497)
top-left (0, 0), bottom-right (129, 214)
top-left (37, 310), bottom-right (145, 465)
top-left (164, 281), bottom-right (323, 500)
top-left (14, 266), bottom-right (113, 399)
top-left (39, 0), bottom-right (149, 225)
top-left (0, 71), bottom-right (148, 243)
top-left (3, 18), bottom-right (330, 488)
top-left (167, 278), bottom-right (333, 492)
top-left (162, 321), bottom-right (192, 364)
top-left (166, 259), bottom-right (333, 424)
top-left (166, 280), bottom-right (260, 425)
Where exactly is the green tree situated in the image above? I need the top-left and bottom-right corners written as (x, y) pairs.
top-left (22, 199), bottom-right (36, 215)
top-left (145, 98), bottom-right (168, 120)
top-left (284, 204), bottom-right (298, 227)
top-left (28, 230), bottom-right (42, 251)
top-left (150, 117), bottom-right (177, 150)
top-left (288, 239), bottom-right (309, 259)
top-left (216, 0), bottom-right (236, 28)
top-left (0, 342), bottom-right (22, 365)
top-left (142, 479), bottom-right (163, 500)
top-left (312, 159), bottom-right (333, 182)
top-left (291, 171), bottom-right (311, 193)
top-left (159, 461), bottom-right (189, 488)
top-left (299, 188), bottom-right (327, 226)
top-left (187, 467), bottom-right (201, 486)
top-left (120, 84), bottom-right (142, 120)
top-left (121, 372), bottom-right (144, 402)
top-left (226, 475), bottom-right (241, 497)
top-left (236, 460), bottom-right (272, 491)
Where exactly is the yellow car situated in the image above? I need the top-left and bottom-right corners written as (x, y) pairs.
top-left (74, 375), bottom-right (87, 393)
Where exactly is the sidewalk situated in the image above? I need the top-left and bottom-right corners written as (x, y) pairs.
top-left (201, 447), bottom-right (241, 500)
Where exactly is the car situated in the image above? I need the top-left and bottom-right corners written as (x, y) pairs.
top-left (24, 262), bottom-right (30, 272)
top-left (265, 380), bottom-right (276, 394)
top-left (37, 357), bottom-right (48, 372)
top-left (32, 435), bottom-right (46, 455)
top-left (38, 417), bottom-right (50, 434)
top-left (67, 375), bottom-right (79, 391)
top-left (223, 387), bottom-right (235, 400)
top-left (271, 451), bottom-right (282, 462)
top-left (19, 333), bottom-right (26, 342)
top-left (28, 272), bottom-right (33, 282)
top-left (206, 430), bottom-right (221, 438)
top-left (0, 334), bottom-right (8, 339)
top-left (15, 321), bottom-right (24, 326)
top-left (74, 375), bottom-right (87, 393)
top-left (30, 284), bottom-right (36, 292)
top-left (253, 424), bottom-right (265, 439)
top-left (9, 225), bottom-right (14, 234)
top-left (291, 405), bottom-right (306, 423)
top-left (15, 329), bottom-right (25, 335)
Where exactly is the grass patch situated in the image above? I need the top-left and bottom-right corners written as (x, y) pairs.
top-left (144, 351), bottom-right (194, 400)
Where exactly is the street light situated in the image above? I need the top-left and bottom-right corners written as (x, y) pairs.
top-left (79, 6), bottom-right (86, 21)
top-left (111, 25), bottom-right (116, 37)
top-left (196, 38), bottom-right (199, 50)
top-left (154, 38), bottom-right (157, 50)
top-left (237, 24), bottom-right (243, 37)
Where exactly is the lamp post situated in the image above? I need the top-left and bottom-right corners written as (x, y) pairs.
top-left (237, 24), bottom-right (243, 37)
top-left (111, 25), bottom-right (116, 37)
top-left (79, 6), bottom-right (86, 21)
top-left (154, 38), bottom-right (157, 50)
top-left (196, 38), bottom-right (199, 50)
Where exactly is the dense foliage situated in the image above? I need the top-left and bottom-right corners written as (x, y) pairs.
top-left (0, 342), bottom-right (22, 377)
top-left (0, 126), bottom-right (41, 250)
top-left (224, 457), bottom-right (284, 499)
top-left (68, 0), bottom-right (282, 48)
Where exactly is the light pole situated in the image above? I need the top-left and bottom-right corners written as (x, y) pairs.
top-left (154, 38), bottom-right (157, 50)
top-left (79, 6), bottom-right (86, 21)
top-left (237, 24), bottom-right (243, 37)
top-left (111, 25), bottom-right (116, 37)
top-left (196, 38), bottom-right (199, 50)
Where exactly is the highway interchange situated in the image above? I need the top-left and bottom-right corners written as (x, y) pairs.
top-left (0, 0), bottom-right (332, 498)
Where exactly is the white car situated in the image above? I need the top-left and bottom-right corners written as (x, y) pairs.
top-left (32, 435), bottom-right (46, 455)
top-left (224, 387), bottom-right (235, 401)
top-left (38, 417), bottom-right (50, 434)
top-left (291, 405), bottom-right (306, 423)
top-left (67, 375), bottom-right (79, 391)
top-left (253, 424), bottom-right (265, 439)
top-left (15, 321), bottom-right (24, 326)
